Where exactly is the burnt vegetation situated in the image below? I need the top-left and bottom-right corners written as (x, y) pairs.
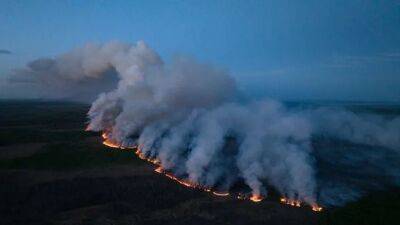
top-left (0, 100), bottom-right (399, 225)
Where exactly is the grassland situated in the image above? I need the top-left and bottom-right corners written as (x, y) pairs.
top-left (0, 100), bottom-right (399, 225)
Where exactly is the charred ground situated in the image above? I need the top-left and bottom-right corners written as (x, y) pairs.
top-left (0, 100), bottom-right (399, 225)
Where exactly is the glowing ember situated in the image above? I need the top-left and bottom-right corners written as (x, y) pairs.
top-left (249, 194), bottom-right (263, 202)
top-left (312, 204), bottom-right (323, 212)
top-left (237, 193), bottom-right (246, 200)
top-left (165, 173), bottom-right (195, 188)
top-left (204, 188), bottom-right (212, 192)
top-left (280, 197), bottom-right (301, 207)
top-left (212, 191), bottom-right (230, 197)
top-left (155, 167), bottom-right (163, 174)
top-left (100, 132), bottom-right (323, 212)
top-left (103, 139), bottom-right (120, 148)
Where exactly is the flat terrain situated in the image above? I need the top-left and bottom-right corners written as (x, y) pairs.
top-left (0, 100), bottom-right (399, 225)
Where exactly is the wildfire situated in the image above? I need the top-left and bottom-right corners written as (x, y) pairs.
top-left (100, 132), bottom-right (323, 212)
top-left (280, 197), bottom-right (301, 207)
top-left (103, 139), bottom-right (121, 149)
top-left (249, 194), bottom-right (263, 202)
top-left (166, 173), bottom-right (196, 188)
top-left (155, 166), bottom-right (163, 173)
top-left (154, 167), bottom-right (200, 189)
top-left (280, 197), bottom-right (323, 211)
top-left (212, 191), bottom-right (230, 197)
top-left (312, 204), bottom-right (323, 212)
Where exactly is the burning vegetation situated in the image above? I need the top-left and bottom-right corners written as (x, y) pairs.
top-left (100, 132), bottom-right (323, 212)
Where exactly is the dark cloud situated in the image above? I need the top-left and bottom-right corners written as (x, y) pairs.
top-left (0, 49), bottom-right (12, 55)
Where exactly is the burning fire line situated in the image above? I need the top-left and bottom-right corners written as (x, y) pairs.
top-left (100, 132), bottom-right (322, 212)
top-left (280, 197), bottom-right (301, 207)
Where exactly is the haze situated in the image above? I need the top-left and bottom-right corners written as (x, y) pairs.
top-left (0, 0), bottom-right (399, 102)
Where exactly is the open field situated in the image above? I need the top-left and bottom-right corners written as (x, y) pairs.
top-left (0, 100), bottom-right (399, 225)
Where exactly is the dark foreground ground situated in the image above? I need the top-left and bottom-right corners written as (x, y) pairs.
top-left (0, 100), bottom-right (399, 225)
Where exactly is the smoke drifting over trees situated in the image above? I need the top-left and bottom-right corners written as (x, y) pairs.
top-left (8, 41), bottom-right (400, 206)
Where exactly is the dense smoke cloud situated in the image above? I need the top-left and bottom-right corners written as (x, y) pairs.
top-left (7, 41), bottom-right (159, 101)
top-left (8, 41), bottom-right (400, 207)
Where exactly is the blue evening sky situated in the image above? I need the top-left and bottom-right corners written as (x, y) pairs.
top-left (1, 0), bottom-right (399, 101)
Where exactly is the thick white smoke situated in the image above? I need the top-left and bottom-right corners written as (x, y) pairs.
top-left (6, 41), bottom-right (161, 101)
top-left (9, 41), bottom-right (400, 206)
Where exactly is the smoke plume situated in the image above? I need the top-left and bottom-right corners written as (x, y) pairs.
top-left (9, 41), bottom-right (400, 207)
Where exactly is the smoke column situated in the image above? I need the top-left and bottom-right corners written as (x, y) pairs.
top-left (10, 41), bottom-right (400, 207)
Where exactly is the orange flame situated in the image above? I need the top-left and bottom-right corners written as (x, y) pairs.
top-left (250, 194), bottom-right (263, 202)
top-left (280, 197), bottom-right (301, 207)
top-left (155, 167), bottom-right (164, 174)
top-left (280, 197), bottom-right (322, 211)
top-left (103, 139), bottom-right (121, 148)
top-left (311, 204), bottom-right (323, 212)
